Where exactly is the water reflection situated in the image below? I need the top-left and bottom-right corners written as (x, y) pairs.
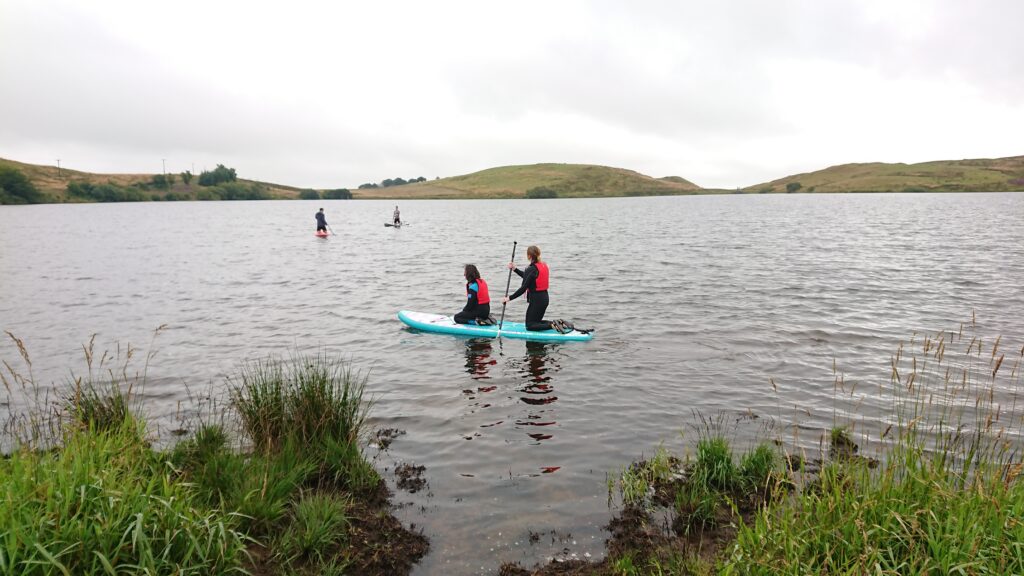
top-left (460, 339), bottom-right (500, 440)
top-left (515, 341), bottom-right (561, 443)
top-left (463, 338), bottom-right (497, 381)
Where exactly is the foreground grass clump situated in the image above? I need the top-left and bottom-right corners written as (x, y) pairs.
top-left (228, 352), bottom-right (380, 495)
top-left (2, 343), bottom-right (427, 576)
top-left (722, 330), bottom-right (1024, 575)
top-left (172, 352), bottom-right (426, 574)
top-left (0, 417), bottom-right (247, 575)
top-left (504, 323), bottom-right (1024, 576)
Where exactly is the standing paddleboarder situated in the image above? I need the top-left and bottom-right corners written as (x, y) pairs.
top-left (393, 205), bottom-right (401, 226)
top-left (315, 208), bottom-right (329, 234)
top-left (502, 245), bottom-right (571, 333)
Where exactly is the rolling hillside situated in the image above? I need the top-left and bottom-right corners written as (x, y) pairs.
top-left (0, 157), bottom-right (303, 202)
top-left (353, 163), bottom-right (702, 199)
top-left (744, 156), bottom-right (1024, 193)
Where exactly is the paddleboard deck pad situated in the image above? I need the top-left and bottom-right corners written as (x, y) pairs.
top-left (398, 310), bottom-right (593, 342)
top-left (315, 230), bottom-right (329, 237)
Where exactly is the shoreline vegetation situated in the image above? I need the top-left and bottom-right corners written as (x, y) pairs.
top-left (2, 155), bottom-right (1022, 205)
top-left (1, 338), bottom-right (427, 575)
top-left (3, 322), bottom-right (1023, 574)
top-left (501, 322), bottom-right (1024, 575)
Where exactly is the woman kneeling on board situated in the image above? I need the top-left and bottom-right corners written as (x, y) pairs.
top-left (454, 264), bottom-right (493, 325)
top-left (502, 245), bottom-right (571, 333)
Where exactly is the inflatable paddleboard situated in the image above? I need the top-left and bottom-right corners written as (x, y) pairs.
top-left (385, 222), bottom-right (402, 228)
top-left (398, 310), bottom-right (593, 342)
top-left (315, 230), bottom-right (329, 237)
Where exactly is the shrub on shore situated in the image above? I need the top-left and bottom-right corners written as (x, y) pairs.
top-left (525, 186), bottom-right (558, 198)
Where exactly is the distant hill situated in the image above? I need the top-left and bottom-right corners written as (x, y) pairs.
top-left (0, 157), bottom-right (303, 203)
top-left (353, 163), bottom-right (703, 199)
top-left (744, 156), bottom-right (1024, 194)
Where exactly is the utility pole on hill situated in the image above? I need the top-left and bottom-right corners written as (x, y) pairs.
top-left (162, 158), bottom-right (166, 175)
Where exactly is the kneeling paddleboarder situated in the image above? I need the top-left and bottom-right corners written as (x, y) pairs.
top-left (502, 245), bottom-right (571, 333)
top-left (454, 264), bottom-right (493, 325)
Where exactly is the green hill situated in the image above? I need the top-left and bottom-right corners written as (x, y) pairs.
top-left (353, 163), bottom-right (703, 199)
top-left (744, 156), bottom-right (1024, 194)
top-left (0, 157), bottom-right (303, 203)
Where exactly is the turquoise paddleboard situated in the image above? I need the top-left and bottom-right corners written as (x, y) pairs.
top-left (398, 310), bottom-right (593, 342)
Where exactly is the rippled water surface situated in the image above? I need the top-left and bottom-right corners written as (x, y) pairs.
top-left (2, 194), bottom-right (1024, 573)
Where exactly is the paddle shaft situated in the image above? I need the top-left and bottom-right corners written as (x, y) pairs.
top-left (328, 224), bottom-right (336, 235)
top-left (498, 241), bottom-right (518, 331)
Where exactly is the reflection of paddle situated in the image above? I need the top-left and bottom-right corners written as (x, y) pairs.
top-left (498, 241), bottom-right (518, 335)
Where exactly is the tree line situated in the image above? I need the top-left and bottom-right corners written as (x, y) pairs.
top-left (357, 176), bottom-right (427, 189)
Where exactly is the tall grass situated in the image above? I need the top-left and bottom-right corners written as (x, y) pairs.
top-left (2, 340), bottom-right (396, 576)
top-left (231, 351), bottom-right (370, 452)
top-left (722, 324), bottom-right (1024, 574)
top-left (0, 419), bottom-right (247, 575)
top-left (229, 351), bottom-right (378, 494)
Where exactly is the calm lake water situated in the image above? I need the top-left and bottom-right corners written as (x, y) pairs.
top-left (2, 193), bottom-right (1024, 574)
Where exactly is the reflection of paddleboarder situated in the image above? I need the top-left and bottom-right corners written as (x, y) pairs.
top-left (523, 340), bottom-right (558, 385)
top-left (464, 338), bottom-right (496, 380)
top-left (520, 341), bottom-right (558, 442)
top-left (315, 208), bottom-right (328, 233)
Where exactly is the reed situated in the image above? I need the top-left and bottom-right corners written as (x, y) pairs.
top-left (0, 419), bottom-right (247, 575)
top-left (722, 323), bottom-right (1024, 575)
top-left (228, 350), bottom-right (377, 494)
top-left (1, 338), bottom-right (408, 576)
top-left (230, 351), bottom-right (369, 449)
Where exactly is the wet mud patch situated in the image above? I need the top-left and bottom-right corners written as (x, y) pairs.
top-left (242, 479), bottom-right (427, 575)
top-left (495, 433), bottom-right (855, 575)
top-left (374, 427), bottom-right (406, 450)
top-left (344, 501), bottom-right (430, 575)
top-left (395, 462), bottom-right (428, 493)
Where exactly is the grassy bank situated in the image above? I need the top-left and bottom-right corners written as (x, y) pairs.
top-left (0, 157), bottom-right (304, 203)
top-left (744, 155), bottom-right (1024, 194)
top-left (0, 347), bottom-right (427, 575)
top-left (502, 323), bottom-right (1024, 575)
top-left (353, 164), bottom-right (702, 199)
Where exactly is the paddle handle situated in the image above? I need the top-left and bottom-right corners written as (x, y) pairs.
top-left (498, 241), bottom-right (517, 331)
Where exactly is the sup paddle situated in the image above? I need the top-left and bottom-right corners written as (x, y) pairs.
top-left (498, 241), bottom-right (518, 334)
top-left (328, 224), bottom-right (336, 236)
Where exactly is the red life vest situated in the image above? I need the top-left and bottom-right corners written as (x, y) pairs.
top-left (471, 278), bottom-right (490, 304)
top-left (533, 262), bottom-right (549, 291)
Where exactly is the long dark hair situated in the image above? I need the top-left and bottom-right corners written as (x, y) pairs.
top-left (464, 264), bottom-right (481, 282)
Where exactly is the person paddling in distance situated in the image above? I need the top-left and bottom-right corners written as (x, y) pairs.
top-left (315, 208), bottom-right (329, 234)
top-left (502, 245), bottom-right (572, 333)
top-left (454, 264), bottom-right (494, 325)
top-left (393, 205), bottom-right (401, 226)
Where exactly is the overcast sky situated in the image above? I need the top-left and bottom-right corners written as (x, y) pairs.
top-left (2, 0), bottom-right (1022, 189)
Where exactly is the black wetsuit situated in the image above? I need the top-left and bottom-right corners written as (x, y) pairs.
top-left (454, 281), bottom-right (490, 324)
top-left (509, 263), bottom-right (551, 331)
top-left (315, 212), bottom-right (328, 232)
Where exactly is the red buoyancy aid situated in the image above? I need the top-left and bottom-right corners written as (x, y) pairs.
top-left (534, 262), bottom-right (549, 291)
top-left (472, 278), bottom-right (490, 304)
